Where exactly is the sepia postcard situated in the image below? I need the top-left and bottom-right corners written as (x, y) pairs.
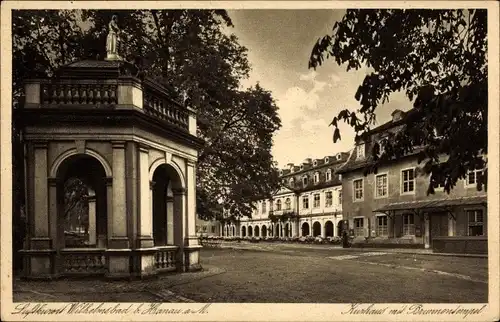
top-left (1, 1), bottom-right (499, 321)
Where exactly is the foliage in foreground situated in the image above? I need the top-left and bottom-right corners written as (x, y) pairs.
top-left (12, 9), bottom-right (282, 221)
top-left (309, 9), bottom-right (487, 194)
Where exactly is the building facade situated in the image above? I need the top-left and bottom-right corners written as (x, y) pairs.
top-left (236, 152), bottom-right (350, 239)
top-left (337, 110), bottom-right (487, 253)
top-left (17, 57), bottom-right (204, 279)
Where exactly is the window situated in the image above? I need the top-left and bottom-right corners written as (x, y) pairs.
top-left (401, 169), bottom-right (415, 194)
top-left (262, 201), bottom-right (266, 214)
top-left (289, 178), bottom-right (294, 187)
top-left (302, 196), bottom-right (309, 209)
top-left (466, 169), bottom-right (483, 187)
top-left (356, 144), bottom-right (365, 159)
top-left (467, 210), bottom-right (484, 236)
top-left (279, 170), bottom-right (283, 176)
top-left (325, 191), bottom-right (333, 207)
top-left (354, 218), bottom-right (364, 237)
top-left (326, 169), bottom-right (332, 181)
top-left (338, 174), bottom-right (342, 181)
top-left (313, 194), bottom-right (320, 208)
top-left (300, 165), bottom-right (304, 171)
top-left (313, 160), bottom-right (318, 167)
top-left (303, 176), bottom-right (308, 186)
top-left (338, 190), bottom-right (342, 205)
top-left (376, 215), bottom-right (388, 237)
top-left (203, 225), bottom-right (207, 232)
top-left (285, 198), bottom-right (291, 210)
top-left (211, 226), bottom-right (216, 233)
top-left (375, 174), bottom-right (388, 198)
top-left (314, 172), bottom-right (320, 184)
top-left (276, 199), bottom-right (282, 211)
top-left (353, 179), bottom-right (363, 201)
top-left (403, 213), bottom-right (415, 235)
top-left (325, 157), bottom-right (329, 163)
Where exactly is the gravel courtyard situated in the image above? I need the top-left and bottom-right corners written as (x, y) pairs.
top-left (13, 244), bottom-right (488, 303)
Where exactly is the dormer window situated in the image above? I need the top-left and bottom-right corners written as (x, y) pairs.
top-left (276, 199), bottom-right (282, 211)
top-left (325, 157), bottom-right (329, 163)
top-left (303, 175), bottom-right (308, 186)
top-left (279, 170), bottom-right (283, 176)
top-left (326, 169), bottom-right (332, 181)
top-left (337, 153), bottom-right (342, 160)
top-left (314, 172), bottom-right (320, 184)
top-left (378, 140), bottom-right (385, 155)
top-left (313, 160), bottom-right (318, 167)
top-left (356, 144), bottom-right (365, 159)
top-left (289, 178), bottom-right (294, 187)
top-left (300, 164), bottom-right (304, 171)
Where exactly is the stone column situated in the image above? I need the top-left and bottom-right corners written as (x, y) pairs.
top-left (110, 141), bottom-right (128, 247)
top-left (47, 178), bottom-right (58, 248)
top-left (185, 160), bottom-right (199, 247)
top-left (105, 177), bottom-right (113, 246)
top-left (166, 194), bottom-right (174, 245)
top-left (181, 159), bottom-right (203, 269)
top-left (172, 188), bottom-right (186, 271)
top-left (448, 214), bottom-right (455, 237)
top-left (24, 141), bottom-right (55, 279)
top-left (424, 214), bottom-right (431, 249)
top-left (88, 194), bottom-right (97, 246)
top-left (31, 141), bottom-right (50, 248)
top-left (106, 141), bottom-right (130, 279)
top-left (137, 145), bottom-right (154, 248)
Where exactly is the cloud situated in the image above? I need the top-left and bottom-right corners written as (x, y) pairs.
top-left (299, 70), bottom-right (318, 82)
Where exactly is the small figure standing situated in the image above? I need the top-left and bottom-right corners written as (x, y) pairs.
top-left (106, 15), bottom-right (122, 60)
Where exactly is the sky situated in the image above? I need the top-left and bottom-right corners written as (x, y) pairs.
top-left (226, 10), bottom-right (412, 168)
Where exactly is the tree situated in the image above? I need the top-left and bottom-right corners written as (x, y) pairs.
top-left (13, 9), bottom-right (282, 222)
top-left (309, 9), bottom-right (487, 194)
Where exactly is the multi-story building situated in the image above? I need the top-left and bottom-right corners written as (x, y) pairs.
top-left (195, 216), bottom-right (221, 237)
top-left (337, 109), bottom-right (487, 253)
top-left (237, 152), bottom-right (350, 239)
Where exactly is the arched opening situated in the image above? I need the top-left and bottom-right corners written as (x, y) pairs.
top-left (254, 225), bottom-right (260, 237)
top-left (248, 226), bottom-right (253, 237)
top-left (285, 223), bottom-right (290, 237)
top-left (242, 226), bottom-right (246, 237)
top-left (261, 225), bottom-right (267, 238)
top-left (325, 221), bottom-right (334, 237)
top-left (232, 226), bottom-right (236, 237)
top-left (313, 221), bottom-right (322, 237)
top-left (275, 223), bottom-right (280, 237)
top-left (151, 163), bottom-right (183, 247)
top-left (301, 222), bottom-right (310, 236)
top-left (56, 154), bottom-right (108, 249)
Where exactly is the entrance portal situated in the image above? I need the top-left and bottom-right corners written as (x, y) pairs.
top-left (56, 154), bottom-right (108, 249)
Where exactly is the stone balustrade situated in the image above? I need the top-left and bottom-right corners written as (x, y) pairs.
top-left (143, 90), bottom-right (189, 130)
top-left (154, 246), bottom-right (179, 273)
top-left (41, 81), bottom-right (118, 106)
top-left (60, 248), bottom-right (107, 276)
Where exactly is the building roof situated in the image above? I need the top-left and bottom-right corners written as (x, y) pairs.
top-left (335, 143), bottom-right (426, 175)
top-left (373, 195), bottom-right (487, 213)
